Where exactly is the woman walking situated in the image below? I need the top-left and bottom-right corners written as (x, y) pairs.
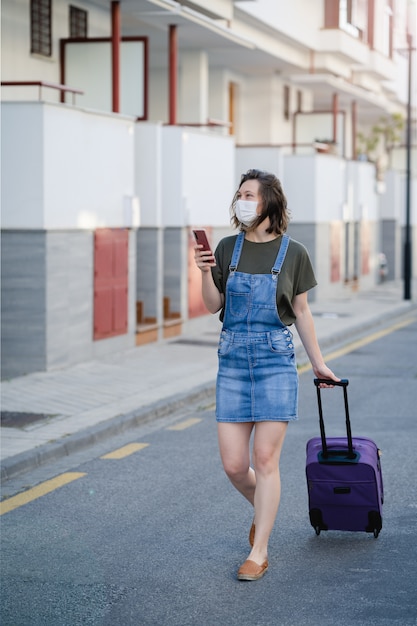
top-left (194, 169), bottom-right (339, 581)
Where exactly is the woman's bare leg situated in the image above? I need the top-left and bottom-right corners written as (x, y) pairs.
top-left (217, 422), bottom-right (256, 505)
top-left (246, 421), bottom-right (288, 565)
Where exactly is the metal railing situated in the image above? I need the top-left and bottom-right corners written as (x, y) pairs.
top-left (1, 81), bottom-right (84, 104)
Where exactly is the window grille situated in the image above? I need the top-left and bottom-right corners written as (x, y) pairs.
top-left (70, 5), bottom-right (88, 38)
top-left (31, 0), bottom-right (52, 57)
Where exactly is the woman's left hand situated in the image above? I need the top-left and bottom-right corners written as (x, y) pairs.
top-left (312, 364), bottom-right (340, 388)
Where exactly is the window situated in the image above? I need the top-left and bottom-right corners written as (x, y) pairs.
top-left (70, 5), bottom-right (88, 38)
top-left (31, 0), bottom-right (52, 57)
top-left (284, 85), bottom-right (290, 121)
top-left (340, 0), bottom-right (368, 41)
top-left (324, 0), bottom-right (369, 43)
top-left (382, 0), bottom-right (393, 57)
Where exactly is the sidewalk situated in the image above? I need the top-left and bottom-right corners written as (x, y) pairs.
top-left (1, 279), bottom-right (416, 482)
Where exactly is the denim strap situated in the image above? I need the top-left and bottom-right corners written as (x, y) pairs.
top-left (228, 231), bottom-right (245, 272)
top-left (272, 234), bottom-right (290, 275)
top-left (229, 232), bottom-right (290, 274)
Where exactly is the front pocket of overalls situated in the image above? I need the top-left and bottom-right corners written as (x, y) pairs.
top-left (229, 292), bottom-right (250, 318)
top-left (218, 331), bottom-right (234, 356)
top-left (268, 331), bottom-right (294, 354)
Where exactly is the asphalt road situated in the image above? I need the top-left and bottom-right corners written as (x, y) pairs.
top-left (1, 319), bottom-right (417, 626)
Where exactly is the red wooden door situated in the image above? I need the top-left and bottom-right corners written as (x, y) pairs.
top-left (94, 229), bottom-right (128, 340)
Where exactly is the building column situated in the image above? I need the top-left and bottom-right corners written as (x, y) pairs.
top-left (111, 0), bottom-right (121, 113)
top-left (169, 24), bottom-right (178, 125)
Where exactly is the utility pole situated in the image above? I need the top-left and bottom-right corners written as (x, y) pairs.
top-left (404, 32), bottom-right (413, 300)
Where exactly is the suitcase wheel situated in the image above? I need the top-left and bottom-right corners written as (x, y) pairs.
top-left (309, 509), bottom-right (327, 535)
top-left (366, 511), bottom-right (382, 538)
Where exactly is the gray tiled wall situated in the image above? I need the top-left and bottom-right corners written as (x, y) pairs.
top-left (1, 231), bottom-right (47, 378)
top-left (137, 227), bottom-right (161, 320)
top-left (45, 231), bottom-right (93, 370)
top-left (1, 229), bottom-right (137, 379)
top-left (381, 219), bottom-right (400, 280)
top-left (1, 230), bottom-right (94, 378)
top-left (163, 227), bottom-right (183, 314)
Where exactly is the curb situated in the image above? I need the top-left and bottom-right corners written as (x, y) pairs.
top-left (1, 302), bottom-right (416, 483)
top-left (0, 383), bottom-right (216, 483)
top-left (309, 301), bottom-right (417, 353)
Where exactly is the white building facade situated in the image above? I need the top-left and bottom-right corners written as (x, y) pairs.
top-left (1, 0), bottom-right (416, 378)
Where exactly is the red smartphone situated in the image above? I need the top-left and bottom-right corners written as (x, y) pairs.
top-left (193, 229), bottom-right (213, 260)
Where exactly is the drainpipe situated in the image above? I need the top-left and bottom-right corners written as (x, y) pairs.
top-left (111, 1), bottom-right (121, 113)
top-left (169, 24), bottom-right (178, 125)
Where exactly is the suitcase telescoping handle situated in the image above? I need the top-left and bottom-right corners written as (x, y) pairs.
top-left (313, 378), bottom-right (355, 460)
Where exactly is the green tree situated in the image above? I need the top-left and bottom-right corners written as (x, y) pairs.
top-left (356, 113), bottom-right (404, 161)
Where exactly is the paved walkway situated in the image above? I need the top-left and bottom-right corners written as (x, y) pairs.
top-left (1, 279), bottom-right (416, 481)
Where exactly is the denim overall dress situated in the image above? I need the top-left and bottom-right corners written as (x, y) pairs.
top-left (216, 232), bottom-right (298, 422)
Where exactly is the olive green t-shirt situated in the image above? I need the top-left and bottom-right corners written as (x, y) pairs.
top-left (211, 234), bottom-right (317, 326)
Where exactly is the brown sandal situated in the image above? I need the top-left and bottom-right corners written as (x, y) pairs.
top-left (237, 559), bottom-right (268, 581)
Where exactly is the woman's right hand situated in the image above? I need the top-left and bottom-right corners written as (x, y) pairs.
top-left (194, 245), bottom-right (216, 272)
top-left (194, 246), bottom-right (223, 313)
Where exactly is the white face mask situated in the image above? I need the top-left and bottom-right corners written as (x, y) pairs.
top-left (235, 200), bottom-right (259, 226)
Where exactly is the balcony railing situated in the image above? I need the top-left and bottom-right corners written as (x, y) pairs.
top-left (1, 81), bottom-right (84, 104)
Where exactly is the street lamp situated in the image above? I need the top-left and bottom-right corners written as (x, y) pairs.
top-left (403, 32), bottom-right (414, 300)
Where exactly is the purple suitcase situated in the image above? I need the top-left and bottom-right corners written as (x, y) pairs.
top-left (306, 379), bottom-right (383, 538)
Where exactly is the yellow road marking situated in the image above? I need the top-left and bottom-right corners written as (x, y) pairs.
top-left (101, 442), bottom-right (149, 459)
top-left (0, 472), bottom-right (86, 516)
top-left (299, 315), bottom-right (416, 374)
top-left (167, 417), bottom-right (202, 431)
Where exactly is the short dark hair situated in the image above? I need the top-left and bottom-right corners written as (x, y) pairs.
top-left (230, 169), bottom-right (290, 235)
